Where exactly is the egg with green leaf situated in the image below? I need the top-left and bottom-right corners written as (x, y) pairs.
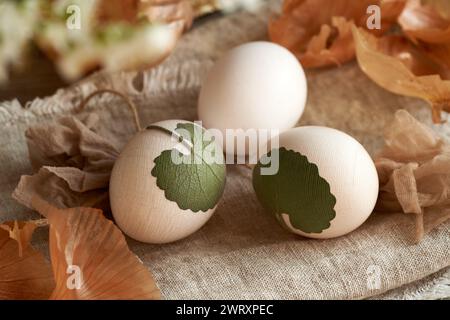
top-left (110, 120), bottom-right (226, 244)
top-left (253, 126), bottom-right (378, 239)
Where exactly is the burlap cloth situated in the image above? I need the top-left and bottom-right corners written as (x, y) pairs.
top-left (0, 1), bottom-right (449, 299)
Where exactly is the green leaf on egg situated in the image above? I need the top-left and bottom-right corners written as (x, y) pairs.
top-left (151, 122), bottom-right (226, 212)
top-left (252, 147), bottom-right (336, 233)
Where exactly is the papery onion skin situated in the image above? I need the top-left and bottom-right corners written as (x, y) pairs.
top-left (31, 197), bottom-right (161, 300)
top-left (353, 26), bottom-right (450, 123)
top-left (269, 0), bottom-right (406, 68)
top-left (0, 224), bottom-right (54, 300)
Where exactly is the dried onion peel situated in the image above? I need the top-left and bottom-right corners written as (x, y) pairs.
top-left (376, 110), bottom-right (450, 242)
top-left (31, 197), bottom-right (161, 300)
top-left (0, 198), bottom-right (161, 300)
top-left (399, 0), bottom-right (450, 44)
top-left (352, 26), bottom-right (450, 123)
top-left (0, 224), bottom-right (54, 300)
top-left (269, 0), bottom-right (406, 68)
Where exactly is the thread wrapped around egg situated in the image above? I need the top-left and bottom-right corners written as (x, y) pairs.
top-left (110, 120), bottom-right (226, 244)
top-left (253, 126), bottom-right (379, 239)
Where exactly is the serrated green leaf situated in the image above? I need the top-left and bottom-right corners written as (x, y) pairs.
top-left (253, 147), bottom-right (336, 233)
top-left (151, 122), bottom-right (226, 212)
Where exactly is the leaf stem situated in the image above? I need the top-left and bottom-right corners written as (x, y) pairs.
top-left (146, 124), bottom-right (194, 151)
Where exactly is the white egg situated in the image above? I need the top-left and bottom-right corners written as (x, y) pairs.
top-left (198, 41), bottom-right (307, 156)
top-left (110, 120), bottom-right (226, 244)
top-left (252, 126), bottom-right (379, 239)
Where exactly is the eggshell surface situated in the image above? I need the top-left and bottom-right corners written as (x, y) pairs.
top-left (253, 126), bottom-right (379, 239)
top-left (110, 120), bottom-right (225, 244)
top-left (198, 41), bottom-right (307, 155)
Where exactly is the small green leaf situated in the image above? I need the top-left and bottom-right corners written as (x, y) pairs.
top-left (151, 123), bottom-right (226, 212)
top-left (253, 147), bottom-right (336, 233)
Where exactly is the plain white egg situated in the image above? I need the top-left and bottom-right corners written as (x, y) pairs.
top-left (253, 126), bottom-right (379, 239)
top-left (198, 41), bottom-right (307, 156)
top-left (110, 120), bottom-right (226, 244)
